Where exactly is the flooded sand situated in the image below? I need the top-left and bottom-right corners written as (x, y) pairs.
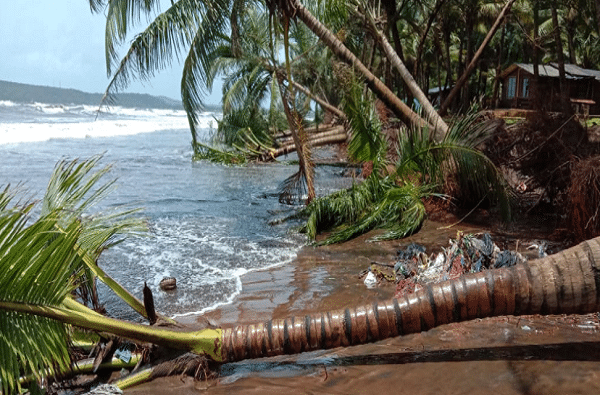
top-left (127, 220), bottom-right (600, 394)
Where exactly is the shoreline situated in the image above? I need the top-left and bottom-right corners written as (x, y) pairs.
top-left (191, 219), bottom-right (486, 328)
top-left (127, 219), bottom-right (600, 394)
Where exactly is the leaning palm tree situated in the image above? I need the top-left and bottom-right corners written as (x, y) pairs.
top-left (295, 88), bottom-right (510, 244)
top-left (88, 0), bottom-right (437, 148)
top-left (92, 0), bottom-right (332, 204)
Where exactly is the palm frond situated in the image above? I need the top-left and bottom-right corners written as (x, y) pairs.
top-left (88, 0), bottom-right (108, 13)
top-left (301, 175), bottom-right (391, 241)
top-left (396, 110), bottom-right (511, 220)
top-left (0, 156), bottom-right (152, 392)
top-left (0, 205), bottom-right (81, 394)
top-left (342, 76), bottom-right (386, 167)
top-left (102, 0), bottom-right (228, 107)
top-left (315, 182), bottom-right (429, 245)
top-left (104, 0), bottom-right (163, 74)
top-left (193, 142), bottom-right (249, 164)
top-left (41, 156), bottom-right (147, 312)
top-left (182, 10), bottom-right (230, 147)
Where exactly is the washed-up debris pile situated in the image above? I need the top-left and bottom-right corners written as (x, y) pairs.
top-left (359, 233), bottom-right (528, 296)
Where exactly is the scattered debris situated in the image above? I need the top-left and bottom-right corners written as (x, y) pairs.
top-left (84, 384), bottom-right (123, 395)
top-left (363, 270), bottom-right (377, 288)
top-left (356, 232), bottom-right (531, 298)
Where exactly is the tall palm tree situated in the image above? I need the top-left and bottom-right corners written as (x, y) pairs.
top-left (89, 0), bottom-right (435, 140)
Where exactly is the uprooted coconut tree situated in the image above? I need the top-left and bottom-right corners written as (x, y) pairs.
top-left (4, 156), bottom-right (600, 393)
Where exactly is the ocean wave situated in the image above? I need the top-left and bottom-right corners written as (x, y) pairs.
top-left (99, 215), bottom-right (302, 318)
top-left (0, 103), bottom-right (219, 144)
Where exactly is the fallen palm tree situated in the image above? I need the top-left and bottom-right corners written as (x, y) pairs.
top-left (5, 232), bottom-right (600, 389)
top-left (275, 125), bottom-right (345, 146)
top-left (190, 235), bottom-right (600, 362)
top-left (266, 125), bottom-right (347, 160)
top-left (112, 234), bottom-right (600, 389)
top-left (3, 157), bottom-right (600, 392)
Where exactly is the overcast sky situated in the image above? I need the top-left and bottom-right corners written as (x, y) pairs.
top-left (0, 1), bottom-right (221, 104)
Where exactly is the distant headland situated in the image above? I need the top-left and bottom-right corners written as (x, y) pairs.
top-left (0, 79), bottom-right (220, 111)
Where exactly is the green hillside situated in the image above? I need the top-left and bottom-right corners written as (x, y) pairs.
top-left (0, 79), bottom-right (183, 109)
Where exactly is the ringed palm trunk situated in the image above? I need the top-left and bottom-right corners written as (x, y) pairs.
top-left (5, 236), bottom-right (600, 384)
top-left (278, 79), bottom-right (316, 204)
top-left (368, 15), bottom-right (449, 140)
top-left (218, 236), bottom-right (600, 362)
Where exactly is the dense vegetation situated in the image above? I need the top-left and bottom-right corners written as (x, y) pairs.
top-left (79, 0), bottom-right (600, 241)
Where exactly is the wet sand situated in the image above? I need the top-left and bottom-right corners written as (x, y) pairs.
top-left (126, 220), bottom-right (600, 394)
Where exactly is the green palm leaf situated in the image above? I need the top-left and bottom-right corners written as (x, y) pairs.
top-left (396, 110), bottom-right (512, 220)
top-left (41, 156), bottom-right (147, 313)
top-left (342, 75), bottom-right (386, 168)
top-left (101, 0), bottom-right (228, 107)
top-left (0, 198), bottom-right (81, 394)
top-left (0, 156), bottom-right (151, 393)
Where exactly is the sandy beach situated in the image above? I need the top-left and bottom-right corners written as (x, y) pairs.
top-left (125, 219), bottom-right (600, 394)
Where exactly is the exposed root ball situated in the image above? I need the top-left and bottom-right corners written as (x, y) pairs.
top-left (568, 156), bottom-right (600, 241)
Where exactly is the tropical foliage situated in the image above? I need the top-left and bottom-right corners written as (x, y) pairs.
top-left (8, 0), bottom-right (600, 390)
top-left (299, 103), bottom-right (510, 245)
top-left (0, 157), bottom-right (148, 393)
top-left (85, 0), bottom-right (600, 216)
top-left (88, 0), bottom-right (600, 134)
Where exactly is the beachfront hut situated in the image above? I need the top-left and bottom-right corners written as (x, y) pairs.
top-left (499, 63), bottom-right (600, 115)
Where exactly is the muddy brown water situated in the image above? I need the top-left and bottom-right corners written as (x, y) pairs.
top-left (125, 220), bottom-right (600, 394)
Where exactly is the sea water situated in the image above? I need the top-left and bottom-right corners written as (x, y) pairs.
top-left (0, 100), bottom-right (349, 320)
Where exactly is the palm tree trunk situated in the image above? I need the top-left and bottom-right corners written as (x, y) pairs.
top-left (366, 12), bottom-right (449, 140)
top-left (220, 235), bottom-right (600, 361)
top-left (268, 132), bottom-right (347, 159)
top-left (290, 80), bottom-right (346, 120)
top-left (439, 0), bottom-right (517, 116)
top-left (276, 125), bottom-right (345, 145)
top-left (6, 236), bottom-right (600, 369)
top-left (261, 60), bottom-right (347, 121)
top-left (274, 123), bottom-right (341, 139)
top-left (278, 82), bottom-right (316, 203)
top-left (551, 3), bottom-right (571, 113)
top-left (290, 0), bottom-right (429, 131)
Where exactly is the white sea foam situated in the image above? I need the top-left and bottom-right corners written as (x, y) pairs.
top-left (101, 215), bottom-right (301, 318)
top-left (0, 101), bottom-right (219, 145)
top-left (0, 100), bottom-right (19, 107)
